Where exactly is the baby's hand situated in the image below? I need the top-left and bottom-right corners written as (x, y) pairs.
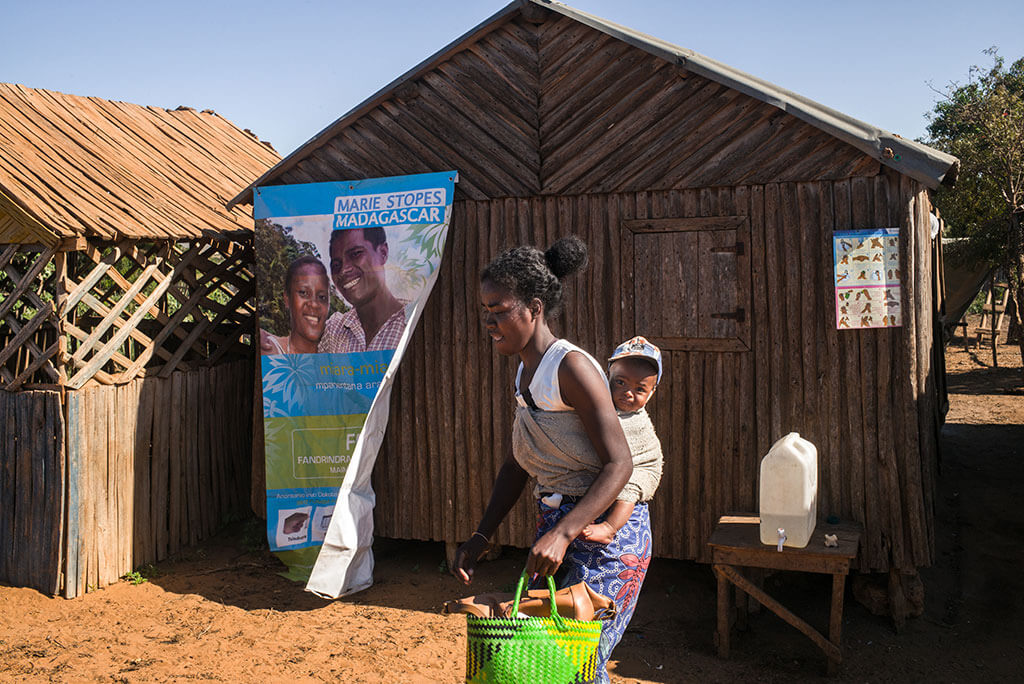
top-left (580, 521), bottom-right (617, 545)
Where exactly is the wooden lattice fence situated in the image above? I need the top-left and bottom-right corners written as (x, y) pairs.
top-left (0, 81), bottom-right (280, 595)
top-left (0, 236), bottom-right (257, 596)
top-left (0, 245), bottom-right (61, 390)
top-left (0, 237), bottom-right (254, 391)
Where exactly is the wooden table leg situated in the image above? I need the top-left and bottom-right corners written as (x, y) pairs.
top-left (734, 569), bottom-right (748, 631)
top-left (714, 564), bottom-right (730, 657)
top-left (827, 572), bottom-right (847, 675)
top-left (716, 564), bottom-right (841, 663)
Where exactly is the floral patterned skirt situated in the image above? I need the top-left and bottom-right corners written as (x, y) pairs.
top-left (535, 496), bottom-right (652, 684)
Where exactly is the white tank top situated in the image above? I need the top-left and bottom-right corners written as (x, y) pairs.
top-left (514, 339), bottom-right (606, 412)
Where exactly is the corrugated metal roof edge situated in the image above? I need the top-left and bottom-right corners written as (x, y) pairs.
top-left (229, 0), bottom-right (958, 209)
top-left (538, 0), bottom-right (959, 190)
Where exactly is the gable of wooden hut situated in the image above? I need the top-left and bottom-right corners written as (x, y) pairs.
top-left (234, 0), bottom-right (958, 582)
top-left (0, 83), bottom-right (281, 596)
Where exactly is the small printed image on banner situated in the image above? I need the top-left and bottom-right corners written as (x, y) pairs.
top-left (833, 228), bottom-right (901, 330)
top-left (254, 171), bottom-right (457, 585)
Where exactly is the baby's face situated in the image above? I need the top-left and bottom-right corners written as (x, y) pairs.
top-left (608, 358), bottom-right (658, 413)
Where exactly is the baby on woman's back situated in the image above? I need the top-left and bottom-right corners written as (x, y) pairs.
top-left (581, 336), bottom-right (664, 544)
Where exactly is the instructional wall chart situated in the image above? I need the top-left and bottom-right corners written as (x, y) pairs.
top-left (833, 228), bottom-right (901, 330)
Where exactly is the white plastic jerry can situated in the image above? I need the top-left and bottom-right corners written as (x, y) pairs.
top-left (759, 432), bottom-right (818, 549)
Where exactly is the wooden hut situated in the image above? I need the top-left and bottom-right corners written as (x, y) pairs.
top-left (232, 0), bottom-right (958, 583)
top-left (0, 83), bottom-right (280, 596)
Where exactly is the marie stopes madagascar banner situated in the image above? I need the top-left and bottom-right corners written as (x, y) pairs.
top-left (254, 171), bottom-right (457, 596)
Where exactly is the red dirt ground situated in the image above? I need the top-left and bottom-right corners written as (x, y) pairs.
top-left (2, 335), bottom-right (1022, 683)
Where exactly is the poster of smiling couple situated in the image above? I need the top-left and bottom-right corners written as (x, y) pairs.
top-left (254, 170), bottom-right (457, 597)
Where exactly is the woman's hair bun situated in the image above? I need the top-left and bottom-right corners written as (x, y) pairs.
top-left (544, 235), bottom-right (588, 280)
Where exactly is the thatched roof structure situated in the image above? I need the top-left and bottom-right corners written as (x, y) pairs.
top-left (0, 83), bottom-right (280, 246)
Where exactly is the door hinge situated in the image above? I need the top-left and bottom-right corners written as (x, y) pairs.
top-left (710, 241), bottom-right (744, 256)
top-left (711, 307), bottom-right (746, 322)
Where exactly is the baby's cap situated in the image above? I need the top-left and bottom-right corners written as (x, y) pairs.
top-left (608, 336), bottom-right (662, 384)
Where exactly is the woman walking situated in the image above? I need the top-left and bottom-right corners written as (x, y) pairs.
top-left (452, 236), bottom-right (653, 682)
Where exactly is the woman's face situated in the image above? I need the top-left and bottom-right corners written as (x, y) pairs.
top-left (285, 264), bottom-right (330, 345)
top-left (480, 279), bottom-right (535, 356)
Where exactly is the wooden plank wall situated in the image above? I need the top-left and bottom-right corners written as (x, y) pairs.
top-left (276, 14), bottom-right (881, 204)
top-left (0, 389), bottom-right (64, 593)
top-left (63, 359), bottom-right (252, 597)
top-left (372, 172), bottom-right (938, 572)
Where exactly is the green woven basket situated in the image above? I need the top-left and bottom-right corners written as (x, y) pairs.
top-left (465, 572), bottom-right (603, 684)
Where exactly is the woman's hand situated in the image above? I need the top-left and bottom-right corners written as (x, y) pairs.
top-left (451, 534), bottom-right (490, 585)
top-left (526, 528), bottom-right (572, 577)
top-left (453, 457), bottom-right (529, 584)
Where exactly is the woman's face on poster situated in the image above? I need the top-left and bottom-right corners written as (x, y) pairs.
top-left (285, 264), bottom-right (330, 346)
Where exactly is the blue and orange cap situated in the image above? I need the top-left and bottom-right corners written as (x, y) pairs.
top-left (608, 336), bottom-right (662, 384)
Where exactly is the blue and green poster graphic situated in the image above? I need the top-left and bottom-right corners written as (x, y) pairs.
top-left (254, 171), bottom-right (456, 592)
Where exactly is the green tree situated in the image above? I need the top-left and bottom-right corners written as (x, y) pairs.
top-left (255, 219), bottom-right (323, 336)
top-left (926, 49), bottom-right (1024, 367)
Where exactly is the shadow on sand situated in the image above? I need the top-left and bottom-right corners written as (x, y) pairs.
top-left (945, 363), bottom-right (1023, 395)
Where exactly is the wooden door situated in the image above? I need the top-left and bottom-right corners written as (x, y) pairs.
top-left (620, 216), bottom-right (751, 351)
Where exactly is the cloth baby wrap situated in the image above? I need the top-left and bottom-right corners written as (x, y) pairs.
top-left (512, 406), bottom-right (662, 503)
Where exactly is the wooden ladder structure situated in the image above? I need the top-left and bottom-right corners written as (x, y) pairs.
top-left (975, 277), bottom-right (1009, 350)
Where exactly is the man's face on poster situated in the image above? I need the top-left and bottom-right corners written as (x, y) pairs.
top-left (330, 228), bottom-right (389, 309)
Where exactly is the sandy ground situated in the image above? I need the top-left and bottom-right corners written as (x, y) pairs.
top-left (1, 336), bottom-right (1022, 683)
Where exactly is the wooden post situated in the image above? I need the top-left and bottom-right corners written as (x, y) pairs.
top-left (829, 572), bottom-right (847, 675)
top-left (54, 251), bottom-right (69, 387)
top-left (990, 277), bottom-right (998, 367)
top-left (715, 565), bottom-right (730, 657)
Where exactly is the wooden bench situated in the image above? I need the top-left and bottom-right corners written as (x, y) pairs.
top-left (707, 513), bottom-right (862, 675)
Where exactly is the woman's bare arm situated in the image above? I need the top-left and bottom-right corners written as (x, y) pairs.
top-left (451, 456), bottom-right (529, 584)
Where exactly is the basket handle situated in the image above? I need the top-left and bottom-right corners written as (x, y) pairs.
top-left (510, 570), bottom-right (568, 631)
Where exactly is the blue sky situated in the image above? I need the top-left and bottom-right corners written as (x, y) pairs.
top-left (3, 0), bottom-right (1021, 158)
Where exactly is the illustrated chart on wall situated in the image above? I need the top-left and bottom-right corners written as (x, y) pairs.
top-left (833, 228), bottom-right (901, 330)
